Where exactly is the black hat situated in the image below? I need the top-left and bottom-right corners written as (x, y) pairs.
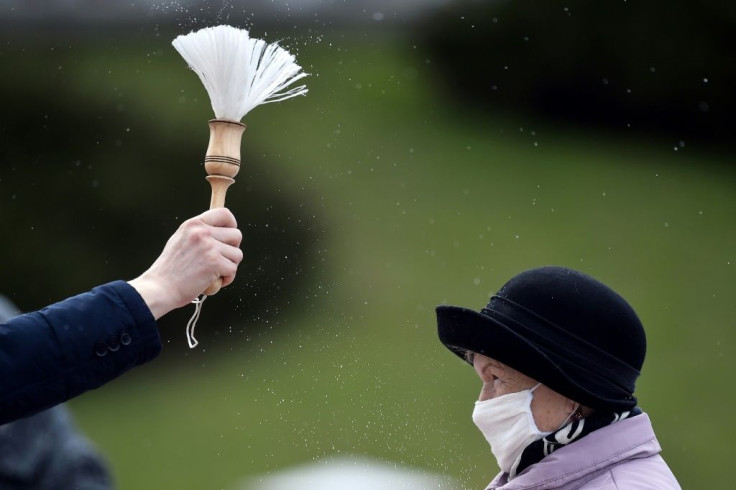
top-left (436, 266), bottom-right (646, 411)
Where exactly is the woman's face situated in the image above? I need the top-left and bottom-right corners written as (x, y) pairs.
top-left (471, 352), bottom-right (577, 432)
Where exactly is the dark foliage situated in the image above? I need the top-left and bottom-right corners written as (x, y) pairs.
top-left (418, 0), bottom-right (735, 146)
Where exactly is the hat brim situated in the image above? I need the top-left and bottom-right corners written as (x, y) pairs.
top-left (436, 305), bottom-right (635, 410)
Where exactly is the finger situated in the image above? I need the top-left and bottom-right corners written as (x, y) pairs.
top-left (218, 242), bottom-right (244, 266)
top-left (220, 269), bottom-right (237, 288)
top-left (210, 226), bottom-right (243, 248)
top-left (200, 207), bottom-right (237, 228)
top-left (217, 253), bottom-right (241, 288)
top-left (220, 274), bottom-right (235, 288)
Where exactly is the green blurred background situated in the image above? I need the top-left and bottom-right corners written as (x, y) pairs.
top-left (1, 1), bottom-right (734, 488)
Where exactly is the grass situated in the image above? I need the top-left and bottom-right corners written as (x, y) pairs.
top-left (2, 28), bottom-right (733, 488)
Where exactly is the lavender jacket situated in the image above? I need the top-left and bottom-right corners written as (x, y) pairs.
top-left (487, 413), bottom-right (680, 489)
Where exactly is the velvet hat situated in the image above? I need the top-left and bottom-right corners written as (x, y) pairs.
top-left (436, 266), bottom-right (646, 410)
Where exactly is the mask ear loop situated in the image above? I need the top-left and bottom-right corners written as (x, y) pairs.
top-left (555, 402), bottom-right (582, 432)
top-left (186, 295), bottom-right (207, 348)
top-left (572, 403), bottom-right (583, 421)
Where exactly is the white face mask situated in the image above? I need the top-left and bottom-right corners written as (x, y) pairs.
top-left (472, 383), bottom-right (550, 477)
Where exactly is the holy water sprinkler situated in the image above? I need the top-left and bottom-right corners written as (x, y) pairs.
top-left (172, 25), bottom-right (307, 347)
top-left (172, 25), bottom-right (308, 296)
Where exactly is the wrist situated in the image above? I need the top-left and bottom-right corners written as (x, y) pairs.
top-left (128, 275), bottom-right (175, 320)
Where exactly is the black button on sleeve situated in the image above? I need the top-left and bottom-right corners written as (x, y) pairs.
top-left (94, 342), bottom-right (108, 357)
top-left (107, 336), bottom-right (120, 352)
top-left (120, 331), bottom-right (132, 346)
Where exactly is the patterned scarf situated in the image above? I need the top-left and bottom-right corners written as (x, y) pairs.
top-left (512, 406), bottom-right (642, 478)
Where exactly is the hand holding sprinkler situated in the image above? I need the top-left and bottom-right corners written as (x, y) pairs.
top-left (172, 25), bottom-right (307, 347)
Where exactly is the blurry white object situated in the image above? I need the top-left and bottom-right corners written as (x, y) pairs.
top-left (238, 455), bottom-right (460, 490)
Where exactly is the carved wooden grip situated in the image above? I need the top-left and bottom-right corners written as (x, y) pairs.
top-left (203, 119), bottom-right (245, 295)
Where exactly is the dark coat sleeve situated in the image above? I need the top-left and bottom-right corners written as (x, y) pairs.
top-left (0, 281), bottom-right (162, 425)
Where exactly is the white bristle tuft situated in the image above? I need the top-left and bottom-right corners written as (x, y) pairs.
top-left (172, 25), bottom-right (308, 121)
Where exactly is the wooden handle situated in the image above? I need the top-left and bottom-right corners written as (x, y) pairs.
top-left (203, 119), bottom-right (245, 296)
top-left (206, 175), bottom-right (235, 209)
